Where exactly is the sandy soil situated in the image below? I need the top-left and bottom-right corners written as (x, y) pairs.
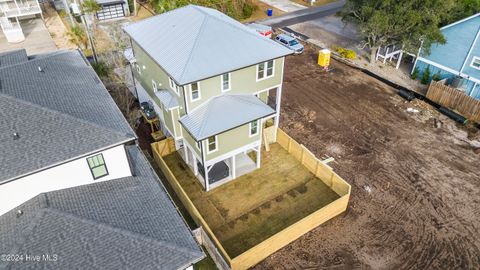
top-left (43, 2), bottom-right (77, 50)
top-left (254, 45), bottom-right (480, 269)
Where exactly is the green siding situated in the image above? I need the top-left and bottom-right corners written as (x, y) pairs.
top-left (186, 57), bottom-right (284, 111)
top-left (131, 41), bottom-right (186, 137)
top-left (183, 126), bottom-right (202, 157)
top-left (205, 122), bottom-right (260, 161)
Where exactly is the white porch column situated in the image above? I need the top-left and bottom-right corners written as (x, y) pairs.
top-left (193, 156), bottom-right (198, 176)
top-left (183, 140), bottom-right (189, 164)
top-left (204, 164), bottom-right (209, 191)
top-left (396, 50), bottom-right (404, 69)
top-left (256, 146), bottom-right (261, 168)
top-left (231, 155), bottom-right (236, 179)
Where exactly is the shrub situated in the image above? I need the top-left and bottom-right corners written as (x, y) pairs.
top-left (411, 67), bottom-right (419, 79)
top-left (432, 72), bottom-right (441, 81)
top-left (91, 61), bottom-right (111, 78)
top-left (333, 46), bottom-right (356, 59)
top-left (421, 65), bottom-right (431, 84)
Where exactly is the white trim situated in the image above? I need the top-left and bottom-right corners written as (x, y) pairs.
top-left (189, 82), bottom-right (201, 102)
top-left (183, 136), bottom-right (202, 161)
top-left (470, 56), bottom-right (480, 70)
top-left (418, 57), bottom-right (480, 84)
top-left (253, 84), bottom-right (282, 95)
top-left (205, 140), bottom-right (261, 167)
top-left (206, 136), bottom-right (218, 154)
top-left (221, 73), bottom-right (231, 92)
top-left (441, 13), bottom-right (480, 30)
top-left (256, 60), bottom-right (275, 82)
top-left (461, 27), bottom-right (480, 73)
top-left (169, 77), bottom-right (180, 96)
top-left (249, 119), bottom-right (259, 137)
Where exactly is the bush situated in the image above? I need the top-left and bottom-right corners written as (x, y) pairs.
top-left (421, 65), bottom-right (431, 84)
top-left (411, 67), bottom-right (419, 79)
top-left (333, 46), bottom-right (356, 59)
top-left (432, 72), bottom-right (441, 81)
top-left (91, 61), bottom-right (111, 78)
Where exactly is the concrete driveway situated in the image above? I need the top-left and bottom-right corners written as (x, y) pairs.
top-left (0, 19), bottom-right (57, 55)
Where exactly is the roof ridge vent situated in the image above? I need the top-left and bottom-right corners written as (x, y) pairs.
top-left (13, 132), bottom-right (20, 140)
top-left (38, 66), bottom-right (44, 72)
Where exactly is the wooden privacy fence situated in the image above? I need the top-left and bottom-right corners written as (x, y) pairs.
top-left (427, 81), bottom-right (480, 122)
top-left (151, 129), bottom-right (351, 270)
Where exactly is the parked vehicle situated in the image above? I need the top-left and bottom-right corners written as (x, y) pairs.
top-left (275, 34), bottom-right (304, 54)
top-left (245, 23), bottom-right (273, 38)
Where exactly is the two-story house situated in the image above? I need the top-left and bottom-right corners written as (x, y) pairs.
top-left (413, 13), bottom-right (480, 99)
top-left (124, 5), bottom-right (292, 191)
top-left (0, 49), bottom-right (204, 269)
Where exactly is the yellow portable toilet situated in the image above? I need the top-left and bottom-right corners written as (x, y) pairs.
top-left (318, 49), bottom-right (331, 67)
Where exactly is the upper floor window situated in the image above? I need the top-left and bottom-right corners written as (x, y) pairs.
top-left (190, 82), bottom-right (201, 101)
top-left (257, 60), bottom-right (274, 80)
top-left (471, 56), bottom-right (480, 70)
top-left (152, 80), bottom-right (158, 92)
top-left (207, 136), bottom-right (217, 153)
top-left (169, 77), bottom-right (180, 95)
top-left (87, 154), bottom-right (108, 180)
top-left (249, 120), bottom-right (259, 136)
top-left (221, 73), bottom-right (231, 92)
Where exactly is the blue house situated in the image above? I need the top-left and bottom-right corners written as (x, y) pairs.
top-left (413, 13), bottom-right (480, 99)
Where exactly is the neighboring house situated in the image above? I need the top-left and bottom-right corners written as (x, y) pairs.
top-left (0, 49), bottom-right (204, 269)
top-left (124, 5), bottom-right (292, 191)
top-left (413, 13), bottom-right (480, 99)
top-left (0, 0), bottom-right (42, 42)
top-left (95, 0), bottom-right (130, 20)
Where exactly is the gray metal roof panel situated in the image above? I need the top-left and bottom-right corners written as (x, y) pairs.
top-left (180, 94), bottom-right (275, 140)
top-left (0, 94), bottom-right (132, 182)
top-left (124, 5), bottom-right (292, 85)
top-left (156, 89), bottom-right (179, 109)
top-left (0, 146), bottom-right (204, 270)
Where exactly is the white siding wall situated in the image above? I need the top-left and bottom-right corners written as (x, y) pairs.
top-left (0, 144), bottom-right (132, 215)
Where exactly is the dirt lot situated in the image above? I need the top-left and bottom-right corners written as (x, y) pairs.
top-left (254, 45), bottom-right (480, 269)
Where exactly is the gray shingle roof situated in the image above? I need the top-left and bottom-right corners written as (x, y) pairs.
top-left (180, 94), bottom-right (275, 140)
top-left (0, 146), bottom-right (204, 270)
top-left (124, 4), bottom-right (292, 85)
top-left (0, 50), bottom-right (136, 182)
top-left (156, 89), bottom-right (179, 109)
top-left (0, 49), bottom-right (28, 67)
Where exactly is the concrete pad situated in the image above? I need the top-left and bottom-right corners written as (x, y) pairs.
top-left (0, 18), bottom-right (57, 55)
top-left (260, 0), bottom-right (305, 12)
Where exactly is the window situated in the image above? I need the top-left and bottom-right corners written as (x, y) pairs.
top-left (266, 60), bottom-right (274, 77)
top-left (257, 60), bottom-right (274, 80)
top-left (169, 77), bottom-right (180, 95)
top-left (249, 120), bottom-right (259, 136)
top-left (471, 56), bottom-right (480, 70)
top-left (152, 80), bottom-right (158, 92)
top-left (190, 82), bottom-right (201, 101)
top-left (207, 136), bottom-right (217, 153)
top-left (221, 73), bottom-right (231, 92)
top-left (87, 154), bottom-right (108, 179)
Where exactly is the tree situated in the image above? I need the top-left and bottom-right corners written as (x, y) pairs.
top-left (421, 65), bottom-right (431, 84)
top-left (66, 24), bottom-right (89, 50)
top-left (342, 0), bottom-right (455, 63)
top-left (443, 0), bottom-right (480, 25)
top-left (81, 0), bottom-right (101, 31)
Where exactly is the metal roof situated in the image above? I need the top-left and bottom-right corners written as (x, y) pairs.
top-left (124, 4), bottom-right (293, 85)
top-left (0, 146), bottom-right (204, 270)
top-left (156, 89), bottom-right (179, 109)
top-left (179, 94), bottom-right (275, 140)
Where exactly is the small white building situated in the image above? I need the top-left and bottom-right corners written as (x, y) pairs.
top-left (0, 0), bottom-right (43, 42)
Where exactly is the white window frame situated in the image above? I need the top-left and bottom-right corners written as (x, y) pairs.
top-left (169, 77), bottom-right (180, 95)
top-left (470, 56), bottom-right (480, 70)
top-left (207, 136), bottom-right (218, 154)
top-left (256, 60), bottom-right (275, 81)
top-left (221, 73), bottom-right (231, 92)
top-left (249, 120), bottom-right (259, 137)
top-left (190, 82), bottom-right (201, 101)
top-left (152, 80), bottom-right (158, 92)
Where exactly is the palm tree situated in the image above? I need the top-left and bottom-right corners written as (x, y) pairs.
top-left (81, 0), bottom-right (101, 31)
top-left (66, 24), bottom-right (89, 50)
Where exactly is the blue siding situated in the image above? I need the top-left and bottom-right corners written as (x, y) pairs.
top-left (420, 16), bottom-right (480, 71)
top-left (461, 37), bottom-right (480, 78)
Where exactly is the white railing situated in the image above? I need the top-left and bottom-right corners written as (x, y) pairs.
top-left (0, 0), bottom-right (41, 18)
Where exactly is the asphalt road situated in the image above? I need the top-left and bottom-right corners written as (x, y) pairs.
top-left (259, 0), bottom-right (346, 28)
